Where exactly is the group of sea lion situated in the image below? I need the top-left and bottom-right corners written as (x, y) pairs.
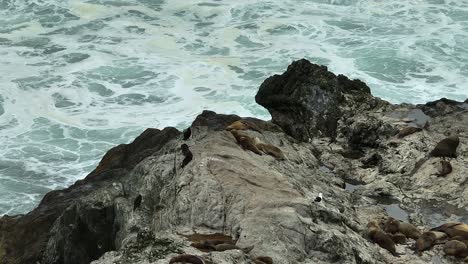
top-left (368, 218), bottom-right (468, 260)
top-left (226, 120), bottom-right (285, 160)
top-left (169, 233), bottom-right (272, 264)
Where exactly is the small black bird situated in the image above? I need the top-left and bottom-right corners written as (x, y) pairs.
top-left (133, 194), bottom-right (142, 211)
top-left (314, 193), bottom-right (323, 203)
top-left (181, 144), bottom-right (193, 168)
top-left (183, 127), bottom-right (191, 141)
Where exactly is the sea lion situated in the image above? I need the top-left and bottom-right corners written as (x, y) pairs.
top-left (451, 236), bottom-right (468, 246)
top-left (133, 194), bottom-right (142, 211)
top-left (435, 160), bottom-right (452, 177)
top-left (230, 130), bottom-right (262, 155)
top-left (254, 256), bottom-right (273, 264)
top-left (181, 144), bottom-right (193, 168)
top-left (384, 218), bottom-right (399, 234)
top-left (415, 231), bottom-right (447, 255)
top-left (430, 135), bottom-right (460, 158)
top-left (253, 137), bottom-right (285, 160)
top-left (368, 221), bottom-right (400, 257)
top-left (385, 218), bottom-right (421, 239)
top-left (169, 254), bottom-right (205, 264)
top-left (191, 241), bottom-right (216, 251)
top-left (183, 127), bottom-right (192, 140)
top-left (397, 126), bottom-right (422, 139)
top-left (214, 243), bottom-right (253, 253)
top-left (226, 120), bottom-right (262, 133)
top-left (391, 233), bottom-right (407, 244)
top-left (444, 240), bottom-right (468, 258)
top-left (432, 223), bottom-right (468, 239)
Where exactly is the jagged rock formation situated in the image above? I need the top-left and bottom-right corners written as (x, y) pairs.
top-left (0, 59), bottom-right (467, 264)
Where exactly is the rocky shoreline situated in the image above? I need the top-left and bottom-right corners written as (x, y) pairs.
top-left (1, 59), bottom-right (467, 264)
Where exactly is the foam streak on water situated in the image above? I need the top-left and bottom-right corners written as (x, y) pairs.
top-left (0, 0), bottom-right (467, 214)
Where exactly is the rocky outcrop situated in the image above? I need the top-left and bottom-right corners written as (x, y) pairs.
top-left (0, 59), bottom-right (467, 264)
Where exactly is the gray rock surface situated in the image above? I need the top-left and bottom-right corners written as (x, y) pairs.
top-left (1, 59), bottom-right (467, 264)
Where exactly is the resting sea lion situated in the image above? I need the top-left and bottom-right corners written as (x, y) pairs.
top-left (397, 126), bottom-right (422, 138)
top-left (254, 256), bottom-right (273, 264)
top-left (254, 137), bottom-right (285, 160)
top-left (415, 231), bottom-right (447, 255)
top-left (181, 144), bottom-right (193, 168)
top-left (444, 240), bottom-right (468, 258)
top-left (230, 130), bottom-right (262, 155)
top-left (385, 217), bottom-right (421, 239)
top-left (183, 127), bottom-right (192, 140)
top-left (169, 254), bottom-right (205, 264)
top-left (435, 160), bottom-right (452, 176)
top-left (368, 221), bottom-right (400, 257)
top-left (432, 223), bottom-right (468, 239)
top-left (226, 120), bottom-right (262, 133)
top-left (430, 135), bottom-right (459, 158)
top-left (391, 233), bottom-right (407, 244)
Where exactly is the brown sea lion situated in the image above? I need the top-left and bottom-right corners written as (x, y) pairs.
top-left (415, 231), bottom-right (447, 255)
top-left (183, 127), bottom-right (192, 140)
top-left (384, 217), bottom-right (399, 234)
top-left (230, 130), bottom-right (262, 155)
top-left (181, 144), bottom-right (193, 168)
top-left (191, 241), bottom-right (216, 251)
top-left (385, 218), bottom-right (421, 239)
top-left (226, 120), bottom-right (262, 133)
top-left (254, 137), bottom-right (285, 160)
top-left (169, 254), bottom-right (205, 264)
top-left (444, 240), bottom-right (468, 258)
top-left (430, 135), bottom-right (460, 158)
top-left (368, 221), bottom-right (400, 257)
top-left (214, 243), bottom-right (254, 253)
top-left (435, 160), bottom-right (452, 176)
top-left (254, 256), bottom-right (273, 264)
top-left (397, 126), bottom-right (422, 138)
top-left (451, 236), bottom-right (468, 246)
top-left (432, 223), bottom-right (468, 239)
top-left (391, 233), bottom-right (407, 244)
top-left (133, 194), bottom-right (142, 211)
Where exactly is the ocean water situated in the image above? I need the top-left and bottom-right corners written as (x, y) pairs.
top-left (1, 0), bottom-right (467, 215)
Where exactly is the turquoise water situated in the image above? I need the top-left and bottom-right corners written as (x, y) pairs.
top-left (1, 0), bottom-right (467, 214)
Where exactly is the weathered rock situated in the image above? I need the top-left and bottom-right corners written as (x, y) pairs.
top-left (1, 59), bottom-right (467, 264)
top-left (255, 59), bottom-right (374, 142)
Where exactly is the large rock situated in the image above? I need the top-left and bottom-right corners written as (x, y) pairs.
top-left (0, 59), bottom-right (467, 264)
top-left (255, 59), bottom-right (374, 142)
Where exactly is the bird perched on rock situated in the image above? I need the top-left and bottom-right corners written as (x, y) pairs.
top-left (430, 135), bottom-right (460, 158)
top-left (314, 193), bottom-right (323, 203)
top-left (133, 194), bottom-right (142, 211)
top-left (181, 144), bottom-right (193, 168)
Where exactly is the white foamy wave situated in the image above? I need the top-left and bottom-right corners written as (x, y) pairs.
top-left (0, 0), bottom-right (467, 214)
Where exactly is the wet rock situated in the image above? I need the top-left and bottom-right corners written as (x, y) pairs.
top-left (0, 59), bottom-right (467, 264)
top-left (255, 59), bottom-right (372, 142)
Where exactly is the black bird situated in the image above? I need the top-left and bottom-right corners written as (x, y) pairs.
top-left (183, 127), bottom-right (191, 141)
top-left (181, 144), bottom-right (193, 168)
top-left (314, 193), bottom-right (323, 203)
top-left (133, 194), bottom-right (142, 211)
top-left (430, 135), bottom-right (459, 158)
